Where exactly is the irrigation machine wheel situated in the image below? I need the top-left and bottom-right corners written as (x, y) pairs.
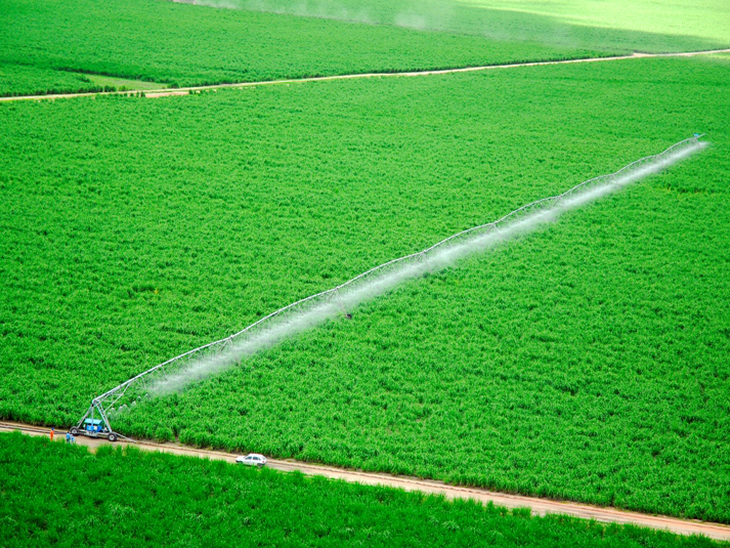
top-left (69, 427), bottom-right (79, 436)
top-left (108, 433), bottom-right (118, 442)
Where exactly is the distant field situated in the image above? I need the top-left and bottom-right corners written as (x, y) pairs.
top-left (1, 55), bottom-right (728, 521)
top-left (224, 0), bottom-right (729, 52)
top-left (0, 0), bottom-right (607, 97)
top-left (0, 433), bottom-right (721, 548)
top-left (462, 0), bottom-right (730, 45)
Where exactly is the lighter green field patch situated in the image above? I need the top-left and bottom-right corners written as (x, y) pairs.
top-left (459, 0), bottom-right (730, 45)
top-left (84, 73), bottom-right (168, 91)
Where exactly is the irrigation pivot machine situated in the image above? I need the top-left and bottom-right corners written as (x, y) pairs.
top-left (72, 136), bottom-right (706, 442)
top-left (71, 393), bottom-right (124, 441)
top-left (69, 344), bottom-right (216, 442)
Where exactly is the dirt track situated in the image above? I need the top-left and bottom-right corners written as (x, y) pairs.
top-left (2, 420), bottom-right (728, 541)
top-left (1, 49), bottom-right (728, 103)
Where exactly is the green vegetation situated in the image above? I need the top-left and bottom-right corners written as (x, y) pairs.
top-left (231, 0), bottom-right (729, 51)
top-left (0, 433), bottom-right (722, 548)
top-left (0, 0), bottom-right (607, 97)
top-left (1, 55), bottom-right (729, 521)
top-left (0, 64), bottom-right (109, 97)
top-left (4, 0), bottom-right (724, 97)
top-left (0, 64), bottom-right (162, 97)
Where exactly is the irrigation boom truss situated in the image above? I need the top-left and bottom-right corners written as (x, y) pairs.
top-left (74, 135), bottom-right (705, 440)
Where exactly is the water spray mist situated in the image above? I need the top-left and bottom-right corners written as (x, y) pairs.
top-left (73, 135), bottom-right (708, 437)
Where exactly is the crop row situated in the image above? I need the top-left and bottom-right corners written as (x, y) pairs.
top-left (0, 433), bottom-right (721, 548)
top-left (1, 56), bottom-right (729, 521)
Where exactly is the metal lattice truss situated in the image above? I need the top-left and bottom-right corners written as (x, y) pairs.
top-left (77, 135), bottom-right (706, 437)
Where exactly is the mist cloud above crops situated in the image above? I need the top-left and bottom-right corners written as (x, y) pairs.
top-left (172, 0), bottom-right (460, 33)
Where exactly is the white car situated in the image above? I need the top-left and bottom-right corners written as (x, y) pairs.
top-left (236, 453), bottom-right (267, 467)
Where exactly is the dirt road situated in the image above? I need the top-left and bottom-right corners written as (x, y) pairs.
top-left (2, 420), bottom-right (728, 541)
top-left (1, 49), bottom-right (728, 103)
